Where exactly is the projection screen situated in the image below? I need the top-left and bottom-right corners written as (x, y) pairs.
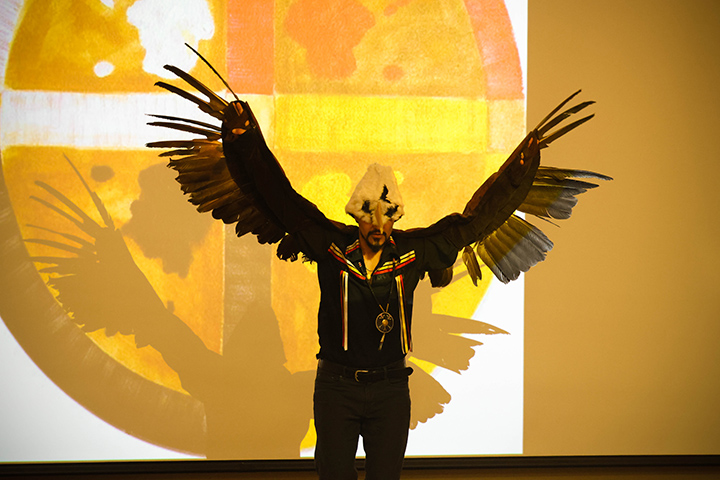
top-left (0, 0), bottom-right (529, 462)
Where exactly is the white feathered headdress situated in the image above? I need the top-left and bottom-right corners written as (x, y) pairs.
top-left (345, 164), bottom-right (404, 224)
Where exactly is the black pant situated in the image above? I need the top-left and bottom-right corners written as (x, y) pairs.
top-left (313, 368), bottom-right (411, 480)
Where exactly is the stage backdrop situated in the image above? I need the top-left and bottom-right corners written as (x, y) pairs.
top-left (524, 0), bottom-right (720, 457)
top-left (0, 0), bottom-right (528, 461)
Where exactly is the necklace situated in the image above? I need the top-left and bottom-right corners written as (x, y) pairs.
top-left (364, 258), bottom-right (398, 351)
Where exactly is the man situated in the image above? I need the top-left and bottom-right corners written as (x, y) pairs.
top-left (287, 164), bottom-right (459, 479)
top-left (148, 63), bottom-right (608, 474)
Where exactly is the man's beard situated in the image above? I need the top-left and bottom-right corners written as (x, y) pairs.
top-left (364, 231), bottom-right (386, 252)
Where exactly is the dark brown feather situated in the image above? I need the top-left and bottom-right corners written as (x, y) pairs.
top-left (162, 64), bottom-right (228, 116)
top-left (428, 267), bottom-right (454, 288)
top-left (154, 81), bottom-right (224, 120)
top-left (461, 245), bottom-right (482, 286)
top-left (147, 120), bottom-right (221, 140)
top-left (147, 113), bottom-right (221, 132)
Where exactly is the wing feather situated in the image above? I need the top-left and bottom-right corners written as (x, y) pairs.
top-left (154, 81), bottom-right (224, 120)
top-left (147, 113), bottom-right (221, 132)
top-left (161, 64), bottom-right (228, 117)
top-left (167, 154), bottom-right (226, 174)
top-left (146, 120), bottom-right (221, 140)
top-left (148, 64), bottom-right (342, 257)
top-left (477, 214), bottom-right (553, 284)
top-left (396, 91), bottom-right (610, 284)
top-left (461, 245), bottom-right (482, 286)
top-left (519, 166), bottom-right (613, 220)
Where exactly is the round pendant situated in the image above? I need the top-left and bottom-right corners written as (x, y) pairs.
top-left (375, 311), bottom-right (394, 333)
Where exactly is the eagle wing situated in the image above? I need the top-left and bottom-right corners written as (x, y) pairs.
top-left (147, 64), bottom-right (350, 262)
top-left (396, 90), bottom-right (612, 286)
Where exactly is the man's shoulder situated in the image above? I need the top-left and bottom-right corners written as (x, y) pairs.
top-left (321, 229), bottom-right (362, 262)
top-left (389, 231), bottom-right (459, 271)
top-left (385, 236), bottom-right (420, 267)
top-left (388, 233), bottom-right (423, 253)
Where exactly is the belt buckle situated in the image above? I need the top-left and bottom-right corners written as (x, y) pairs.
top-left (354, 369), bottom-right (369, 382)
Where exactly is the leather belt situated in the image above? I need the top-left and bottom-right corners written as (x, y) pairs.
top-left (317, 358), bottom-right (413, 383)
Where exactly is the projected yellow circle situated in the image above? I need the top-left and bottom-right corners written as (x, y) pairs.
top-left (0, 0), bottom-right (524, 459)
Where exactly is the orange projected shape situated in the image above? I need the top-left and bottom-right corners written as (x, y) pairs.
top-left (285, 0), bottom-right (375, 80)
top-left (227, 0), bottom-right (275, 94)
top-left (385, 0), bottom-right (413, 17)
top-left (465, 0), bottom-right (524, 99)
top-left (273, 0), bottom-right (490, 97)
top-left (383, 64), bottom-right (405, 82)
top-left (1, 0), bottom-right (524, 459)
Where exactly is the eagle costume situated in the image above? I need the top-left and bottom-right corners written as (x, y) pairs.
top-left (146, 51), bottom-right (611, 287)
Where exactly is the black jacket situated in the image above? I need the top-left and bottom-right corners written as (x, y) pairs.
top-left (294, 226), bottom-right (457, 368)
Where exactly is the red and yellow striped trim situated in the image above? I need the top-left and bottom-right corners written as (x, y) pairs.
top-left (396, 274), bottom-right (410, 353)
top-left (329, 243), bottom-right (365, 280)
top-left (341, 270), bottom-right (349, 350)
top-left (376, 250), bottom-right (415, 274)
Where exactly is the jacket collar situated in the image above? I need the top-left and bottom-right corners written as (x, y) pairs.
top-left (345, 236), bottom-right (398, 276)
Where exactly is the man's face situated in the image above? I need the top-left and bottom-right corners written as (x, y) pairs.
top-left (357, 207), bottom-right (394, 253)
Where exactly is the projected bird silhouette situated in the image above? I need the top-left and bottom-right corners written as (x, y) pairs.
top-left (24, 157), bottom-right (313, 458)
